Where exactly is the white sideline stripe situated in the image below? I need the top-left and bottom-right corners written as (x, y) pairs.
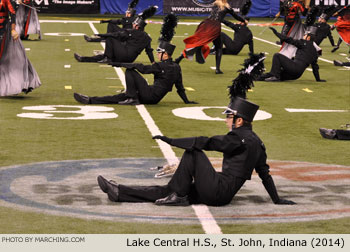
top-left (89, 22), bottom-right (222, 235)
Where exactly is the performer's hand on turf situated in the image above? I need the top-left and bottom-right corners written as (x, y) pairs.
top-left (152, 135), bottom-right (172, 144)
top-left (275, 198), bottom-right (296, 205)
top-left (11, 29), bottom-right (19, 41)
top-left (186, 101), bottom-right (198, 104)
top-left (100, 20), bottom-right (109, 24)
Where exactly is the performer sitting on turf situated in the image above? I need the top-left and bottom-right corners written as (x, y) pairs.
top-left (74, 6), bottom-right (156, 64)
top-left (15, 0), bottom-right (41, 40)
top-left (261, 26), bottom-right (325, 82)
top-left (0, 0), bottom-right (41, 96)
top-left (96, 54), bottom-right (296, 206)
top-left (73, 14), bottom-right (196, 106)
top-left (84, 0), bottom-right (139, 43)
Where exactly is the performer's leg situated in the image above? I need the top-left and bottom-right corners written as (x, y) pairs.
top-left (268, 53), bottom-right (291, 79)
top-left (118, 184), bottom-right (172, 202)
top-left (213, 36), bottom-right (223, 74)
top-left (124, 69), bottom-right (151, 100)
top-left (167, 150), bottom-right (223, 205)
top-left (89, 93), bottom-right (127, 104)
top-left (221, 33), bottom-right (239, 55)
top-left (331, 38), bottom-right (342, 53)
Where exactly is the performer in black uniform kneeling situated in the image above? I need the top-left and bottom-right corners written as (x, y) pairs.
top-left (74, 14), bottom-right (196, 106)
top-left (96, 54), bottom-right (296, 206)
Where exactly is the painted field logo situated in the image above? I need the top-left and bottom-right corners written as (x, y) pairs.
top-left (0, 158), bottom-right (350, 224)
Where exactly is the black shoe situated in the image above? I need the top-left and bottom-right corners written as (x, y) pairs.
top-left (74, 93), bottom-right (90, 104)
top-left (74, 53), bottom-right (83, 62)
top-left (155, 192), bottom-right (190, 206)
top-left (215, 69), bottom-right (223, 74)
top-left (257, 73), bottom-right (272, 81)
top-left (276, 41), bottom-right (282, 45)
top-left (319, 128), bottom-right (337, 139)
top-left (118, 98), bottom-right (140, 105)
top-left (333, 60), bottom-right (343, 66)
top-left (97, 175), bottom-right (119, 202)
top-left (265, 76), bottom-right (280, 82)
top-left (195, 46), bottom-right (205, 64)
top-left (84, 34), bottom-right (103, 42)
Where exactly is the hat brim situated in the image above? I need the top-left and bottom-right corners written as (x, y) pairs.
top-left (222, 107), bottom-right (237, 115)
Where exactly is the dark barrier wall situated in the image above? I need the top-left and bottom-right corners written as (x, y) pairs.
top-left (33, 0), bottom-right (99, 14)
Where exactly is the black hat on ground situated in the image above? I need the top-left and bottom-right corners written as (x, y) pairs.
top-left (223, 97), bottom-right (259, 122)
top-left (156, 13), bottom-right (178, 56)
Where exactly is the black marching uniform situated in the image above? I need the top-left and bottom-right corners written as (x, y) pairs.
top-left (78, 28), bottom-right (154, 63)
top-left (313, 22), bottom-right (335, 46)
top-left (105, 16), bottom-right (136, 32)
top-left (113, 125), bottom-right (283, 206)
top-left (221, 19), bottom-right (254, 55)
top-left (89, 59), bottom-right (191, 104)
top-left (104, 28), bottom-right (154, 63)
top-left (268, 28), bottom-right (322, 81)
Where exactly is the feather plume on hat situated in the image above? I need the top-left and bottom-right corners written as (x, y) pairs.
top-left (229, 53), bottom-right (265, 100)
top-left (138, 5), bottom-right (158, 20)
top-left (159, 13), bottom-right (178, 43)
top-left (128, 0), bottom-right (139, 9)
top-left (241, 0), bottom-right (252, 16)
top-left (305, 5), bottom-right (319, 26)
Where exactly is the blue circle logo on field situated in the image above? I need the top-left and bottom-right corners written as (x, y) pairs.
top-left (1, 158), bottom-right (350, 224)
top-left (192, 0), bottom-right (215, 8)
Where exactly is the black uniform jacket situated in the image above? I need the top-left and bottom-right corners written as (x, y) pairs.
top-left (281, 35), bottom-right (321, 80)
top-left (112, 28), bottom-right (154, 63)
top-left (109, 16), bottom-right (136, 29)
top-left (314, 22), bottom-right (334, 46)
top-left (223, 20), bottom-right (252, 44)
top-left (131, 59), bottom-right (188, 102)
top-left (167, 125), bottom-right (271, 180)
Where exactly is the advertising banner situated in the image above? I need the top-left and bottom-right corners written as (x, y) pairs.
top-left (32, 0), bottom-right (100, 14)
top-left (163, 0), bottom-right (246, 15)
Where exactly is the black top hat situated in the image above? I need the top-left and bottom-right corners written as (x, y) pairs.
top-left (223, 97), bottom-right (259, 122)
top-left (126, 0), bottom-right (139, 16)
top-left (157, 13), bottom-right (178, 56)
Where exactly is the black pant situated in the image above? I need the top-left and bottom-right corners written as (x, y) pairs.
top-left (89, 69), bottom-right (163, 104)
top-left (269, 53), bottom-right (307, 80)
top-left (104, 38), bottom-right (138, 62)
top-left (221, 33), bottom-right (244, 55)
top-left (118, 150), bottom-right (246, 206)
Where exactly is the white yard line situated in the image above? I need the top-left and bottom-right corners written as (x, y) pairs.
top-left (88, 21), bottom-right (222, 234)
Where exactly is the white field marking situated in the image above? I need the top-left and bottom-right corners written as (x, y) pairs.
top-left (88, 21), bottom-right (222, 235)
top-left (64, 65), bottom-right (71, 68)
top-left (306, 68), bottom-right (312, 71)
top-left (285, 108), bottom-right (348, 113)
top-left (65, 49), bottom-right (71, 52)
top-left (25, 48), bottom-right (30, 51)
